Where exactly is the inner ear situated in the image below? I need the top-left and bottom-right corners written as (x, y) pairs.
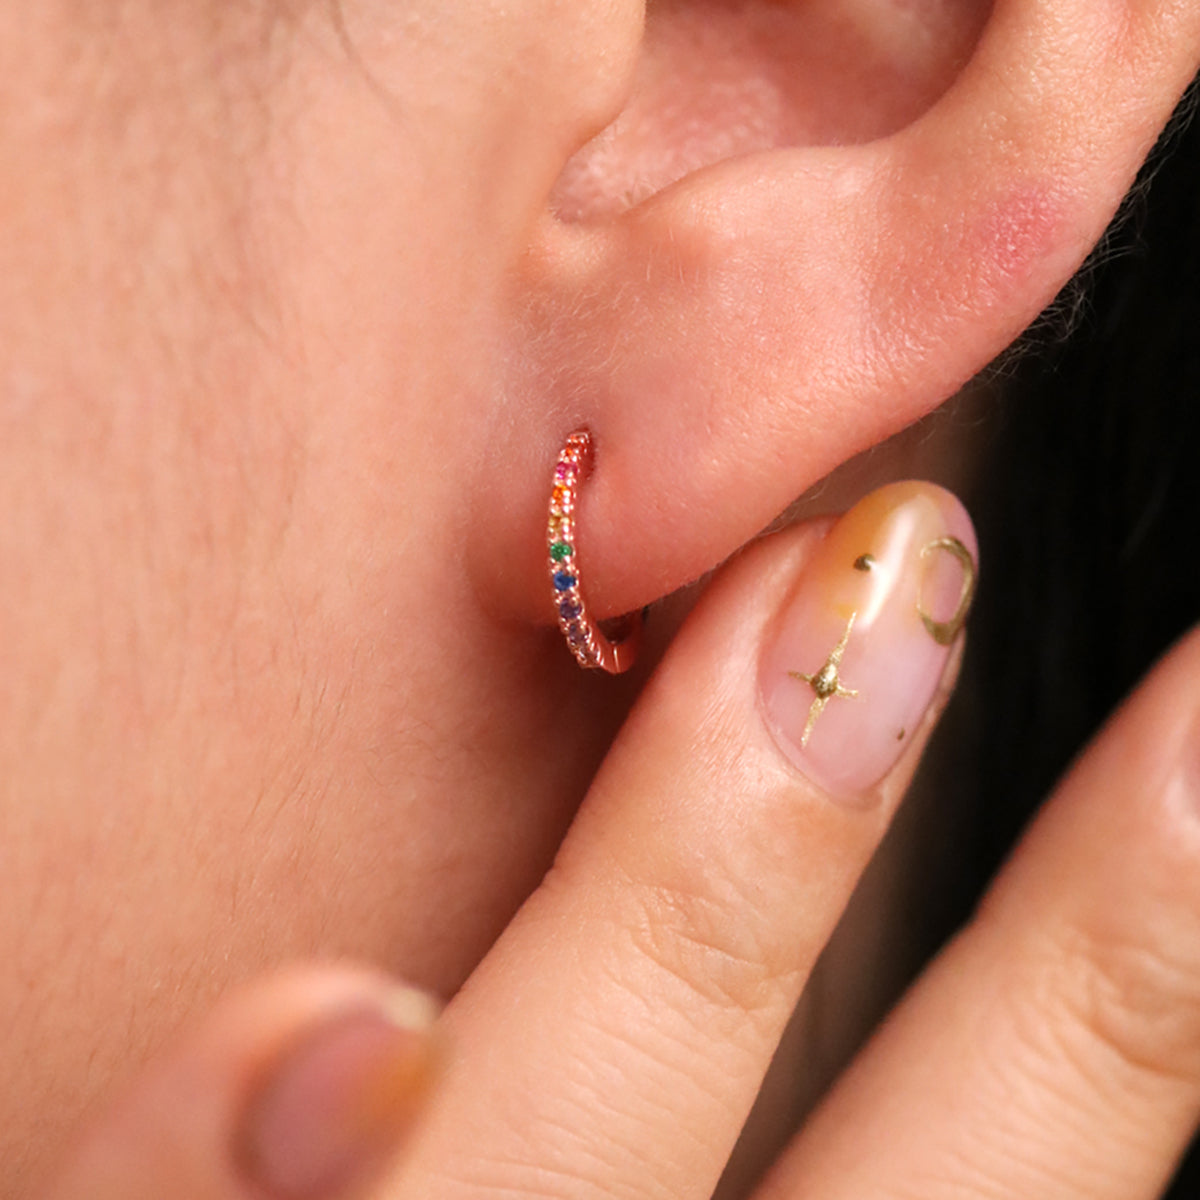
top-left (551, 0), bottom-right (993, 222)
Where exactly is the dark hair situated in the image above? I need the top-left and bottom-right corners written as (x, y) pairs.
top-left (963, 77), bottom-right (1200, 1193)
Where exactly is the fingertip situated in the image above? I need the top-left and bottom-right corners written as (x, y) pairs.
top-left (238, 984), bottom-right (440, 1198)
top-left (759, 480), bottom-right (977, 803)
top-left (47, 967), bottom-right (441, 1200)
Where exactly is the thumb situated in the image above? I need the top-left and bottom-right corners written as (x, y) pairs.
top-left (45, 968), bottom-right (440, 1200)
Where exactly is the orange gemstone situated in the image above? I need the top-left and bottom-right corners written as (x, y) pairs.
top-left (551, 484), bottom-right (570, 510)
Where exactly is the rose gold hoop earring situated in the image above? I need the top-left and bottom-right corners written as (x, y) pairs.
top-left (547, 429), bottom-right (642, 674)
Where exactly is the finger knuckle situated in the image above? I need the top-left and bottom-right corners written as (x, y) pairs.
top-left (1040, 910), bottom-right (1200, 1088)
top-left (619, 868), bottom-right (798, 1027)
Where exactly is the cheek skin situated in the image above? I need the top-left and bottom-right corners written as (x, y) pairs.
top-left (0, 10), bottom-right (646, 1195)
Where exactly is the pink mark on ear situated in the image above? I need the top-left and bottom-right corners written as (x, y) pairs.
top-left (864, 178), bottom-right (1077, 401)
top-left (971, 183), bottom-right (1073, 300)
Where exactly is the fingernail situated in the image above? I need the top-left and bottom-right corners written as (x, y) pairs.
top-left (241, 987), bottom-right (440, 1198)
top-left (760, 481), bottom-right (978, 801)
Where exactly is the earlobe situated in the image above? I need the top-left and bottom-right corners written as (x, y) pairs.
top-left (479, 0), bottom-right (1200, 624)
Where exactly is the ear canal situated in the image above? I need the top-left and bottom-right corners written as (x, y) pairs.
top-left (550, 0), bottom-right (992, 222)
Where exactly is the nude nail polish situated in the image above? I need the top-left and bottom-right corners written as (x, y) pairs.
top-left (242, 988), bottom-right (440, 1198)
top-left (760, 481), bottom-right (978, 801)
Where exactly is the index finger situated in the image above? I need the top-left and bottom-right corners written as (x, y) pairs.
top-left (390, 481), bottom-right (977, 1200)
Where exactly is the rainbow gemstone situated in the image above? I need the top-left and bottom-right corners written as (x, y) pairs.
top-left (546, 429), bottom-right (642, 673)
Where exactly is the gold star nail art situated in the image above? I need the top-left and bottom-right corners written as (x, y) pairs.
top-left (788, 612), bottom-right (860, 748)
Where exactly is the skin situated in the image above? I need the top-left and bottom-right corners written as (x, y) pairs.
top-left (2, 0), bottom-right (1200, 1197)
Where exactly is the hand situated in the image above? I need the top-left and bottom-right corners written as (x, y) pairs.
top-left (46, 481), bottom-right (1200, 1199)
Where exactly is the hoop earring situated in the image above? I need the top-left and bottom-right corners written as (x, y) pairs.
top-left (547, 429), bottom-right (642, 673)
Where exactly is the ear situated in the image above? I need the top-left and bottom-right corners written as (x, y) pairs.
top-left (474, 0), bottom-right (1200, 621)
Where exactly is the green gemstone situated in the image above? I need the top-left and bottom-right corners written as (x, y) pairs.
top-left (550, 541), bottom-right (573, 562)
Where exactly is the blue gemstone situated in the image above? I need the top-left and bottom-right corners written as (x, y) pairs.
top-left (560, 599), bottom-right (581, 621)
top-left (553, 571), bottom-right (578, 592)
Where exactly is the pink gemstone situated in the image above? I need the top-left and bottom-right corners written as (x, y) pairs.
top-left (555, 462), bottom-right (576, 483)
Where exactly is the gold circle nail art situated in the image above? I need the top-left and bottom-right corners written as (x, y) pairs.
top-left (917, 537), bottom-right (977, 646)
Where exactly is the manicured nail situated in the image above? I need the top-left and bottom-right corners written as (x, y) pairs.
top-left (241, 987), bottom-right (440, 1198)
top-left (760, 481), bottom-right (977, 801)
